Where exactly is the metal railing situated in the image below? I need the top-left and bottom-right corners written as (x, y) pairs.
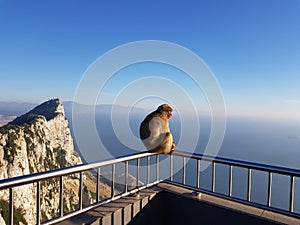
top-left (0, 150), bottom-right (300, 225)
top-left (0, 151), bottom-right (160, 225)
top-left (170, 151), bottom-right (300, 218)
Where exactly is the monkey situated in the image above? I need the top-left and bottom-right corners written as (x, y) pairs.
top-left (139, 104), bottom-right (176, 154)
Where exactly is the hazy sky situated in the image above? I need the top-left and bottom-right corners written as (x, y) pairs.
top-left (0, 0), bottom-right (299, 119)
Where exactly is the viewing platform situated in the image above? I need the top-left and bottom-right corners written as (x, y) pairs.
top-left (1, 151), bottom-right (300, 225)
top-left (55, 182), bottom-right (299, 225)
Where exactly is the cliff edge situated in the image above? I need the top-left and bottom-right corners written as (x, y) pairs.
top-left (0, 99), bottom-right (87, 224)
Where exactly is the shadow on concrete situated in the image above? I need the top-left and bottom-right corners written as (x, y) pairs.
top-left (128, 191), bottom-right (282, 225)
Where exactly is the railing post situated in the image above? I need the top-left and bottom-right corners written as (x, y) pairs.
top-left (125, 161), bottom-right (128, 192)
top-left (147, 156), bottom-right (150, 185)
top-left (247, 168), bottom-right (252, 202)
top-left (289, 175), bottom-right (295, 212)
top-left (156, 155), bottom-right (159, 181)
top-left (79, 172), bottom-right (83, 210)
top-left (59, 176), bottom-right (64, 217)
top-left (229, 165), bottom-right (233, 197)
top-left (169, 155), bottom-right (173, 182)
top-left (96, 167), bottom-right (100, 203)
top-left (182, 157), bottom-right (186, 185)
top-left (136, 159), bottom-right (140, 188)
top-left (111, 164), bottom-right (115, 198)
top-left (212, 162), bottom-right (216, 192)
top-left (267, 172), bottom-right (272, 207)
top-left (196, 160), bottom-right (201, 188)
top-left (36, 181), bottom-right (41, 225)
top-left (9, 188), bottom-right (13, 225)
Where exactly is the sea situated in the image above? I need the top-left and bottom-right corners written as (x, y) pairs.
top-left (66, 109), bottom-right (300, 214)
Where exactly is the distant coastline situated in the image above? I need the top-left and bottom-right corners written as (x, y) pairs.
top-left (0, 115), bottom-right (16, 126)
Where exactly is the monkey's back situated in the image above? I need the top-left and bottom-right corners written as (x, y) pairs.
top-left (140, 112), bottom-right (159, 140)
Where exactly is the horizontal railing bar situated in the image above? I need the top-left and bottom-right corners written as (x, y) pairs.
top-left (0, 151), bottom-right (157, 190)
top-left (2, 150), bottom-right (300, 190)
top-left (172, 151), bottom-right (300, 177)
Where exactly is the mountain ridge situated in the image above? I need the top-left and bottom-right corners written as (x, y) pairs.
top-left (0, 99), bottom-right (111, 224)
top-left (9, 98), bottom-right (64, 125)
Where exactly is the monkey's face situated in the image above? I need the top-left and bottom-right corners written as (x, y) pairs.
top-left (158, 104), bottom-right (173, 119)
top-left (160, 110), bottom-right (172, 119)
top-left (165, 109), bottom-right (172, 119)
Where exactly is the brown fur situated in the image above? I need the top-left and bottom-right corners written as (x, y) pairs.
top-left (140, 104), bottom-right (176, 154)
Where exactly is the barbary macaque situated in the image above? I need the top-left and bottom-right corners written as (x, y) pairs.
top-left (140, 104), bottom-right (176, 154)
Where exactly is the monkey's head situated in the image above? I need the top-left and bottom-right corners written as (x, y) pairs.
top-left (157, 104), bottom-right (173, 119)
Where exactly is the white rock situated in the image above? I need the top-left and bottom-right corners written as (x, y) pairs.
top-left (0, 99), bottom-right (86, 225)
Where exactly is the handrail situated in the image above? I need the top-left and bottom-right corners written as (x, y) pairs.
top-left (172, 151), bottom-right (300, 177)
top-left (2, 150), bottom-right (300, 190)
top-left (0, 151), bottom-right (156, 190)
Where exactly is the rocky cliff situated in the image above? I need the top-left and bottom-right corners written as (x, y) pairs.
top-left (0, 99), bottom-right (96, 225)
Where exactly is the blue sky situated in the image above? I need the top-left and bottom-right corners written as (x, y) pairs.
top-left (0, 0), bottom-right (300, 119)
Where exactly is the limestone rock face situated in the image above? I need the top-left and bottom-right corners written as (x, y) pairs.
top-left (0, 99), bottom-right (85, 225)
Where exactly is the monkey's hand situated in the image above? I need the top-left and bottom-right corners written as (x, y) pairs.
top-left (171, 141), bottom-right (176, 151)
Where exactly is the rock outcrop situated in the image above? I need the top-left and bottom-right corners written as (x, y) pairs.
top-left (0, 99), bottom-right (93, 225)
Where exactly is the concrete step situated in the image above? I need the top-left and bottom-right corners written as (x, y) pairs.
top-left (55, 187), bottom-right (161, 225)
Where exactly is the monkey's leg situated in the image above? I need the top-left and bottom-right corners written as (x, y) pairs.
top-left (151, 133), bottom-right (173, 154)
